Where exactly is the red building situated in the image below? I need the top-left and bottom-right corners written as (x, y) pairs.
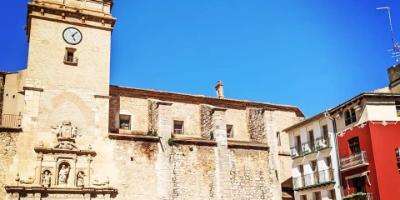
top-left (331, 92), bottom-right (400, 200)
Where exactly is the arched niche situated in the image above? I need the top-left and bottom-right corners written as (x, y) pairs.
top-left (57, 161), bottom-right (72, 186)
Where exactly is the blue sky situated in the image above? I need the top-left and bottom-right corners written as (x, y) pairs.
top-left (1, 0), bottom-right (400, 117)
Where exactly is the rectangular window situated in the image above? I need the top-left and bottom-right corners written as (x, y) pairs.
top-left (314, 191), bottom-right (322, 200)
top-left (329, 190), bottom-right (336, 200)
top-left (67, 52), bottom-right (74, 62)
top-left (64, 47), bottom-right (78, 65)
top-left (322, 125), bottom-right (329, 139)
top-left (119, 114), bottom-right (131, 130)
top-left (277, 132), bottom-right (281, 146)
top-left (296, 135), bottom-right (302, 155)
top-left (311, 160), bottom-right (318, 172)
top-left (309, 130), bottom-right (315, 151)
top-left (353, 176), bottom-right (366, 193)
top-left (226, 124), bottom-right (234, 138)
top-left (396, 101), bottom-right (400, 117)
top-left (348, 137), bottom-right (361, 154)
top-left (326, 157), bottom-right (332, 168)
top-left (173, 120), bottom-right (184, 134)
top-left (345, 108), bottom-right (357, 126)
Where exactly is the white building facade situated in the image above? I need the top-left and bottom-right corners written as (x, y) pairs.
top-left (284, 114), bottom-right (342, 200)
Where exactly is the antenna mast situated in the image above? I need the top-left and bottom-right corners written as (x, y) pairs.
top-left (377, 6), bottom-right (400, 63)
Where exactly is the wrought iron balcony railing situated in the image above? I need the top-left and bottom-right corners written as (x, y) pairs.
top-left (315, 136), bottom-right (331, 150)
top-left (343, 192), bottom-right (373, 200)
top-left (301, 141), bottom-right (315, 155)
top-left (290, 136), bottom-right (331, 158)
top-left (293, 168), bottom-right (335, 191)
top-left (0, 114), bottom-right (22, 129)
top-left (340, 151), bottom-right (369, 171)
top-left (290, 146), bottom-right (302, 158)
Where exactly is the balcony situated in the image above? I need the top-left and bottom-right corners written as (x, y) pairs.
top-left (0, 114), bottom-right (22, 129)
top-left (315, 136), bottom-right (331, 150)
top-left (301, 141), bottom-right (315, 155)
top-left (293, 168), bottom-right (335, 191)
top-left (340, 151), bottom-right (369, 171)
top-left (290, 146), bottom-right (302, 158)
top-left (343, 192), bottom-right (373, 200)
top-left (290, 136), bottom-right (331, 158)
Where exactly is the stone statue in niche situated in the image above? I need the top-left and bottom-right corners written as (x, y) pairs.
top-left (41, 170), bottom-right (52, 188)
top-left (52, 121), bottom-right (80, 140)
top-left (76, 171), bottom-right (85, 187)
top-left (58, 164), bottom-right (70, 185)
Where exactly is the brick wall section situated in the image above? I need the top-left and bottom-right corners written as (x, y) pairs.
top-left (0, 131), bottom-right (18, 199)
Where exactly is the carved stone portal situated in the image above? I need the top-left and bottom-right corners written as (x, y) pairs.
top-left (5, 121), bottom-right (118, 200)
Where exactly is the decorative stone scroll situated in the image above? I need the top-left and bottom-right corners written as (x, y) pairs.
top-left (247, 108), bottom-right (266, 143)
top-left (5, 121), bottom-right (118, 200)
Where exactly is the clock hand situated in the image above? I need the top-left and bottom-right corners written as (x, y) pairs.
top-left (72, 32), bottom-right (79, 41)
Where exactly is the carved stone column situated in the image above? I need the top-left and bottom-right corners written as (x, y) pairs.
top-left (35, 153), bottom-right (43, 185)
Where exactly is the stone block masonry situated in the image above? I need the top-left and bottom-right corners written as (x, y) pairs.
top-left (0, 131), bottom-right (18, 199)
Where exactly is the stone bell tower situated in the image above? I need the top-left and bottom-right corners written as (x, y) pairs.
top-left (2, 1), bottom-right (117, 199)
top-left (23, 0), bottom-right (115, 132)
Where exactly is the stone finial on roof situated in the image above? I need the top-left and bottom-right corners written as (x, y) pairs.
top-left (215, 80), bottom-right (224, 99)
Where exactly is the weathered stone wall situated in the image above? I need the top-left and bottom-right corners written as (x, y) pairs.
top-left (200, 105), bottom-right (213, 138)
top-left (0, 73), bottom-right (5, 117)
top-left (0, 131), bottom-right (18, 199)
top-left (247, 108), bottom-right (266, 143)
top-left (171, 145), bottom-right (216, 200)
top-left (108, 94), bottom-right (120, 133)
top-left (230, 149), bottom-right (271, 200)
top-left (148, 100), bottom-right (158, 135)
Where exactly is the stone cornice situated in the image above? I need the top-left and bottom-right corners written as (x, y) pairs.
top-left (23, 86), bottom-right (44, 92)
top-left (0, 127), bottom-right (23, 132)
top-left (5, 186), bottom-right (118, 197)
top-left (110, 85), bottom-right (305, 117)
top-left (34, 147), bottom-right (97, 156)
top-left (227, 140), bottom-right (269, 151)
top-left (108, 133), bottom-right (160, 142)
top-left (27, 2), bottom-right (116, 38)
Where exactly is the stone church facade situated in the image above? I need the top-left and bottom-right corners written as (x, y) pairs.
top-left (0, 0), bottom-right (304, 199)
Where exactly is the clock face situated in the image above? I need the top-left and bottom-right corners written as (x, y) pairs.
top-left (63, 27), bottom-right (82, 45)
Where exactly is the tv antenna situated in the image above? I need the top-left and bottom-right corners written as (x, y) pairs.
top-left (377, 6), bottom-right (400, 63)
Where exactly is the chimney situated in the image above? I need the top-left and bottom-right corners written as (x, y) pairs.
top-left (387, 64), bottom-right (400, 93)
top-left (215, 80), bottom-right (224, 99)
